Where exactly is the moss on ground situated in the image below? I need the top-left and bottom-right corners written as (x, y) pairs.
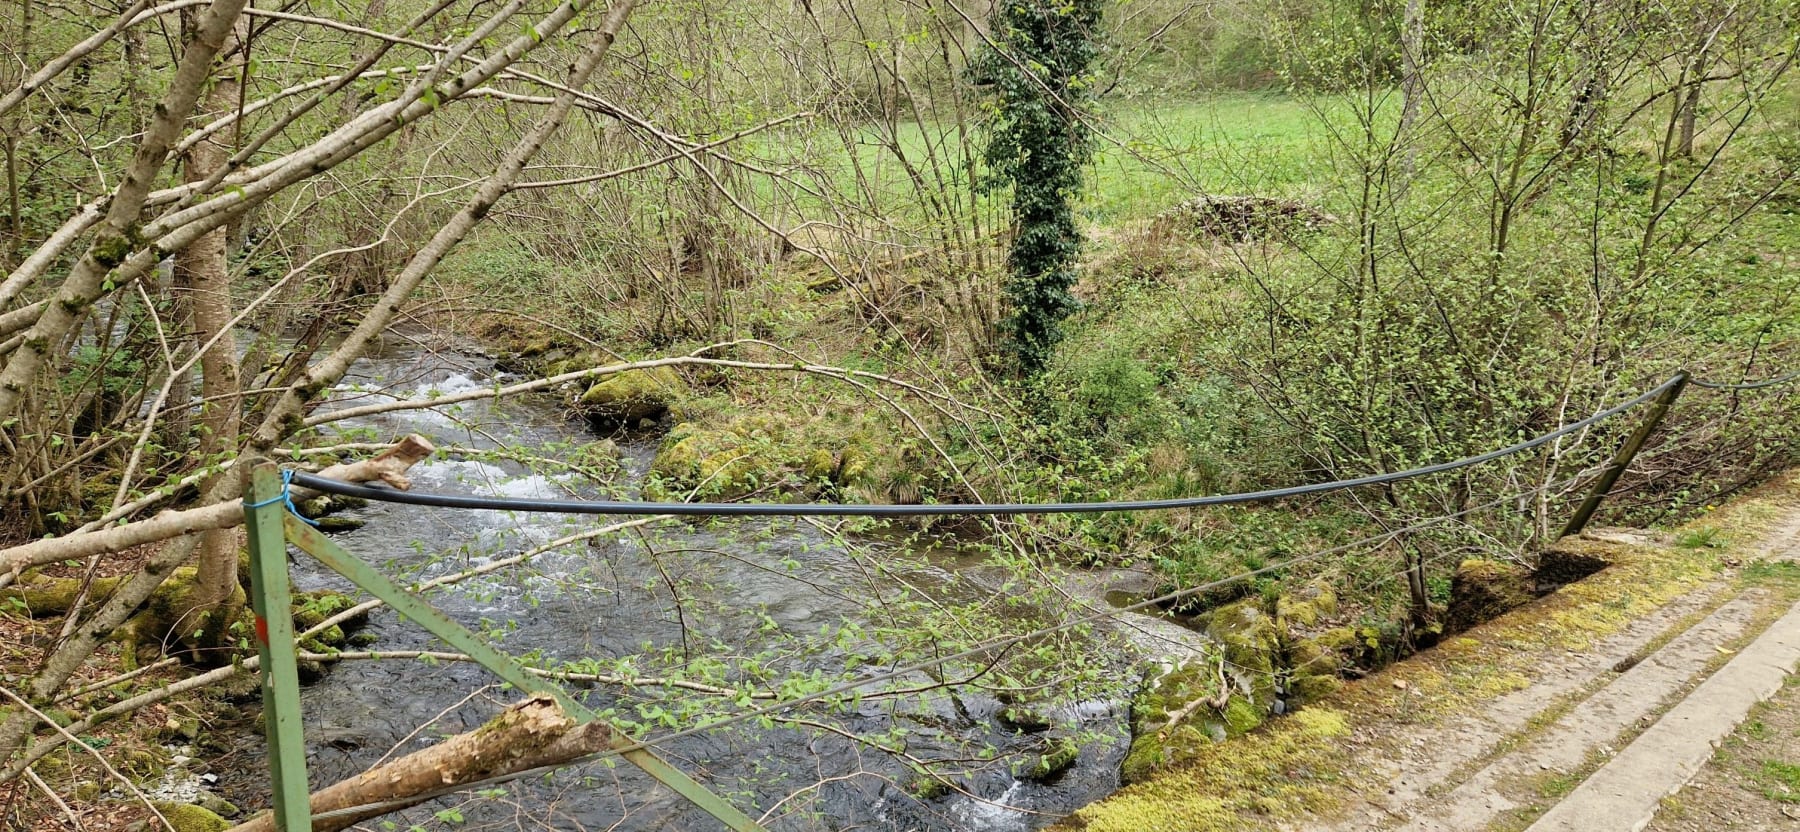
top-left (1061, 471), bottom-right (1800, 831)
top-left (153, 802), bottom-right (230, 832)
top-left (1068, 709), bottom-right (1350, 831)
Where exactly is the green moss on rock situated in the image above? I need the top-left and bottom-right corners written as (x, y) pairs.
top-left (1220, 696), bottom-right (1263, 735)
top-left (1124, 721), bottom-right (1216, 784)
top-left (1205, 600), bottom-right (1280, 707)
top-left (1124, 660), bottom-right (1257, 783)
top-left (578, 366), bottom-right (687, 423)
top-left (1288, 673), bottom-right (1342, 702)
top-left (1276, 581), bottom-right (1338, 629)
top-left (152, 802), bottom-right (230, 832)
top-left (313, 516), bottom-right (365, 533)
top-left (1024, 735), bottom-right (1081, 782)
top-left (647, 425), bottom-right (768, 500)
top-left (2, 574), bottom-right (124, 616)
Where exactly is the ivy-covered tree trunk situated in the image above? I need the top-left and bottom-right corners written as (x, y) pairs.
top-left (975, 0), bottom-right (1102, 375)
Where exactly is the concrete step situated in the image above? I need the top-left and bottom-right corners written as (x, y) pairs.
top-left (1309, 578), bottom-right (1737, 832)
top-left (1393, 593), bottom-right (1764, 831)
top-left (1526, 597), bottom-right (1800, 832)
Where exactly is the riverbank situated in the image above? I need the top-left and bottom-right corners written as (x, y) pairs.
top-left (1057, 471), bottom-right (1800, 831)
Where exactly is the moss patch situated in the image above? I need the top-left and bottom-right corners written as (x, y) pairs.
top-left (646, 415), bottom-right (878, 501)
top-left (1446, 558), bottom-right (1534, 633)
top-left (152, 802), bottom-right (230, 832)
top-left (577, 366), bottom-right (687, 424)
top-left (1065, 709), bottom-right (1349, 831)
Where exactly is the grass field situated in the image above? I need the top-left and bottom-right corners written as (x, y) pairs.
top-left (739, 92), bottom-right (1338, 228)
top-left (1085, 93), bottom-right (1334, 221)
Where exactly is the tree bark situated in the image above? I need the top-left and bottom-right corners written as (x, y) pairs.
top-left (0, 0), bottom-right (248, 423)
top-left (179, 11), bottom-right (249, 654)
top-left (1397, 0), bottom-right (1423, 182)
top-left (1676, 80), bottom-right (1701, 160)
top-left (226, 696), bottom-right (618, 832)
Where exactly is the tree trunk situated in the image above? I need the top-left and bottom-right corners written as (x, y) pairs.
top-left (0, 0), bottom-right (249, 423)
top-left (226, 696), bottom-right (618, 832)
top-left (179, 12), bottom-right (249, 655)
top-left (1676, 81), bottom-right (1700, 160)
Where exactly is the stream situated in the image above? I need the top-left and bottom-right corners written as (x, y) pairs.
top-left (218, 335), bottom-right (1191, 831)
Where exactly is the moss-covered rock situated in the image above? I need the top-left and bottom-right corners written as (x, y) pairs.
top-left (543, 349), bottom-right (610, 379)
top-left (295, 494), bottom-right (367, 520)
top-left (291, 590), bottom-right (368, 654)
top-left (647, 425), bottom-right (768, 500)
top-left (1205, 600), bottom-right (1281, 707)
top-left (5, 569), bottom-right (360, 668)
top-left (1023, 735), bottom-right (1080, 782)
top-left (1288, 674), bottom-right (1342, 702)
top-left (1288, 632), bottom-right (1344, 678)
top-left (1275, 581), bottom-right (1338, 629)
top-left (152, 802), bottom-right (230, 832)
top-left (1220, 696), bottom-right (1263, 735)
top-left (194, 794), bottom-right (239, 819)
top-left (577, 366), bottom-right (687, 424)
top-left (2, 573), bottom-right (124, 616)
top-left (0, 567), bottom-right (242, 663)
top-left (1446, 558), bottom-right (1534, 633)
top-left (1123, 658), bottom-right (1259, 783)
top-left (313, 516), bottom-right (366, 533)
top-left (1123, 720), bottom-right (1215, 784)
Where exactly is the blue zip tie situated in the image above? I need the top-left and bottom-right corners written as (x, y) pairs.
top-left (244, 469), bottom-right (320, 527)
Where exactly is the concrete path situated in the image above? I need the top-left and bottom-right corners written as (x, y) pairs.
top-left (1526, 598), bottom-right (1800, 831)
top-left (1301, 504), bottom-right (1800, 832)
top-left (1400, 595), bottom-right (1765, 832)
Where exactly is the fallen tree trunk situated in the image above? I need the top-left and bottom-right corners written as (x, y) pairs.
top-left (227, 696), bottom-right (616, 832)
top-left (0, 435), bottom-right (434, 577)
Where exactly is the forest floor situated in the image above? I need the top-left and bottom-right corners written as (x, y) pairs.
top-left (1, 543), bottom-right (273, 832)
top-left (1058, 469), bottom-right (1800, 832)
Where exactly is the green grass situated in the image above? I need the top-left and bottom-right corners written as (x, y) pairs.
top-left (1758, 759), bottom-right (1800, 803)
top-left (1674, 525), bottom-right (1728, 549)
top-left (1085, 94), bottom-right (1332, 222)
top-left (737, 92), bottom-right (1335, 228)
top-left (1537, 772), bottom-right (1581, 799)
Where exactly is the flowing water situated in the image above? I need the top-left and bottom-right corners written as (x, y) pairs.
top-left (222, 336), bottom-right (1164, 831)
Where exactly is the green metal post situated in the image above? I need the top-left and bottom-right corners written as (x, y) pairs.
top-left (1559, 373), bottom-right (1689, 539)
top-left (282, 514), bottom-right (768, 832)
top-left (245, 464), bottom-right (315, 831)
